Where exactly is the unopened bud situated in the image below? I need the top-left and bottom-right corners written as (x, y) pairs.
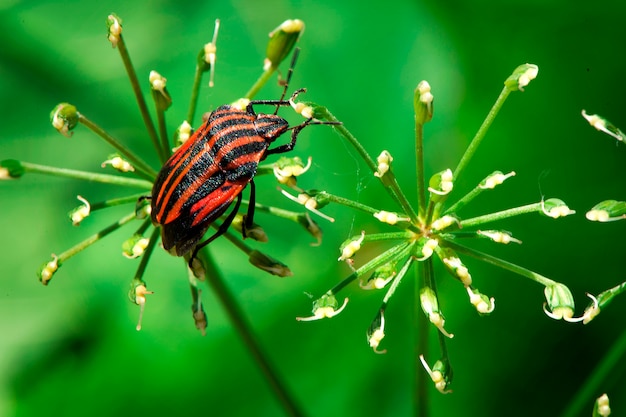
top-left (38, 254), bottom-right (60, 286)
top-left (150, 71), bottom-right (172, 111)
top-left (296, 213), bottom-right (323, 246)
top-left (420, 286), bottom-right (453, 338)
top-left (265, 19), bottom-right (305, 70)
top-left (197, 19), bottom-right (220, 87)
top-left (248, 250), bottom-right (292, 277)
top-left (68, 195), bottom-right (91, 226)
top-left (50, 103), bottom-right (79, 137)
top-left (415, 238), bottom-right (438, 261)
top-left (419, 355), bottom-right (453, 394)
top-left (101, 154), bottom-right (135, 172)
top-left (373, 210), bottom-right (410, 226)
top-left (586, 200), bottom-right (626, 222)
top-left (582, 110), bottom-right (625, 142)
top-left (543, 282), bottom-right (581, 322)
top-left (106, 14), bottom-right (122, 48)
top-left (129, 282), bottom-right (154, 331)
top-left (296, 292), bottom-right (348, 321)
top-left (480, 171), bottom-right (516, 189)
top-left (594, 393), bottom-right (611, 417)
top-left (428, 169), bottom-right (453, 202)
top-left (467, 286), bottom-right (495, 315)
top-left (174, 121), bottom-right (193, 147)
top-left (338, 231), bottom-right (365, 262)
top-left (431, 215), bottom-right (460, 232)
top-left (504, 63), bottom-right (538, 92)
top-left (441, 252), bottom-right (472, 286)
top-left (122, 234), bottom-right (150, 259)
top-left (477, 230), bottom-right (522, 244)
top-left (366, 309), bottom-right (387, 354)
top-left (414, 80), bottom-right (434, 124)
top-left (374, 150), bottom-right (393, 178)
top-left (0, 159), bottom-right (25, 179)
top-left (360, 261), bottom-right (396, 290)
top-left (273, 156), bottom-right (312, 187)
top-left (541, 198), bottom-right (575, 219)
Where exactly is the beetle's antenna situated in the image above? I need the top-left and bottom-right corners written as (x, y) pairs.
top-left (274, 48), bottom-right (301, 115)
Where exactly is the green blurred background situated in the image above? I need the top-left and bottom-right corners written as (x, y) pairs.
top-left (2, 0), bottom-right (626, 416)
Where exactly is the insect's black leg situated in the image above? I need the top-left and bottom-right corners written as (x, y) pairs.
top-left (265, 119), bottom-right (312, 156)
top-left (188, 193), bottom-right (243, 269)
top-left (242, 180), bottom-right (256, 237)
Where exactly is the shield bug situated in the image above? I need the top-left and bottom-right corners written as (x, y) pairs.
top-left (150, 49), bottom-right (336, 264)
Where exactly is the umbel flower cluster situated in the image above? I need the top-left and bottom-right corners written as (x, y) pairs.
top-left (2, 14), bottom-right (625, 400)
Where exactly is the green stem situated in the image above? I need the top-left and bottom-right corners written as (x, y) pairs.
top-left (415, 260), bottom-right (429, 417)
top-left (187, 64), bottom-right (204, 126)
top-left (453, 86), bottom-right (511, 181)
top-left (155, 105), bottom-right (170, 162)
top-left (415, 121), bottom-right (427, 221)
top-left (57, 211), bottom-right (137, 264)
top-left (245, 66), bottom-right (277, 100)
top-left (443, 240), bottom-right (555, 287)
top-left (459, 202), bottom-right (542, 228)
top-left (330, 241), bottom-right (414, 295)
top-left (381, 256), bottom-right (414, 304)
top-left (77, 113), bottom-right (158, 180)
top-left (132, 226), bottom-right (160, 280)
top-left (90, 193), bottom-right (147, 211)
top-left (21, 162), bottom-right (153, 189)
top-left (197, 248), bottom-right (306, 417)
top-left (559, 326), bottom-right (626, 417)
top-left (115, 33), bottom-right (162, 161)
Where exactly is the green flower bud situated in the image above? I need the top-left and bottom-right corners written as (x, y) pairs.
top-left (479, 170), bottom-right (516, 189)
top-left (101, 153), bottom-right (135, 173)
top-left (415, 237), bottom-right (438, 261)
top-left (122, 234), bottom-right (150, 259)
top-left (428, 169), bottom-right (453, 203)
top-left (128, 280), bottom-right (153, 331)
top-left (582, 110), bottom-right (625, 142)
top-left (68, 195), bottom-right (91, 226)
top-left (296, 212), bottom-right (323, 246)
top-left (543, 282), bottom-right (581, 322)
top-left (150, 71), bottom-right (172, 111)
top-left (594, 393), bottom-right (611, 417)
top-left (106, 14), bottom-right (122, 48)
top-left (466, 286), bottom-right (495, 315)
top-left (231, 215), bottom-right (268, 243)
top-left (414, 80), bottom-right (434, 125)
top-left (338, 231), bottom-right (365, 262)
top-left (373, 210), bottom-right (410, 226)
top-left (477, 230), bottom-right (522, 244)
top-left (504, 63), bottom-right (538, 92)
top-left (420, 286), bottom-right (453, 338)
top-left (586, 200), bottom-right (626, 222)
top-left (541, 198), bottom-right (575, 219)
top-left (38, 254), bottom-right (60, 286)
top-left (135, 197), bottom-right (151, 220)
top-left (0, 159), bottom-right (25, 179)
top-left (419, 354), bottom-right (453, 394)
top-left (273, 156), bottom-right (312, 187)
top-left (440, 249), bottom-right (472, 286)
top-left (265, 19), bottom-right (305, 70)
top-left (366, 309), bottom-right (387, 354)
top-left (360, 261), bottom-right (397, 290)
top-left (373, 150), bottom-right (393, 178)
top-left (582, 281), bottom-right (626, 324)
top-left (296, 292), bottom-right (349, 321)
top-left (50, 103), bottom-right (79, 137)
top-left (431, 214), bottom-right (460, 232)
top-left (248, 250), bottom-right (292, 277)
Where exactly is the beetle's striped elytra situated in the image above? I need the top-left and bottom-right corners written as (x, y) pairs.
top-left (150, 49), bottom-right (338, 264)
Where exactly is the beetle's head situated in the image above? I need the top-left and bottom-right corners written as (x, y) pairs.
top-left (255, 114), bottom-right (290, 142)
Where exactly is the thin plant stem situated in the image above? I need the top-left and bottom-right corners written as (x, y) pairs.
top-left (197, 248), bottom-right (306, 417)
top-left (187, 64), bottom-right (204, 126)
top-left (155, 106), bottom-right (170, 161)
top-left (77, 114), bottom-right (158, 180)
top-left (453, 86), bottom-right (511, 181)
top-left (133, 227), bottom-right (160, 280)
top-left (444, 240), bottom-right (555, 287)
top-left (20, 162), bottom-right (153, 189)
top-left (459, 202), bottom-right (542, 228)
top-left (90, 193), bottom-right (147, 211)
top-left (559, 326), bottom-right (626, 417)
top-left (115, 33), bottom-right (162, 160)
top-left (415, 260), bottom-right (429, 417)
top-left (415, 121), bottom-right (427, 221)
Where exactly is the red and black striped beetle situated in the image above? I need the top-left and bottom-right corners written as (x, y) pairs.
top-left (150, 49), bottom-right (332, 263)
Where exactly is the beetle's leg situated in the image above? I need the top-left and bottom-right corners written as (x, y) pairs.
top-left (188, 192), bottom-right (243, 269)
top-left (265, 118), bottom-right (312, 156)
top-left (242, 180), bottom-right (256, 238)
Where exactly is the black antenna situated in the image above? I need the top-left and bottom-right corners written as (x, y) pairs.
top-left (274, 47), bottom-right (301, 114)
